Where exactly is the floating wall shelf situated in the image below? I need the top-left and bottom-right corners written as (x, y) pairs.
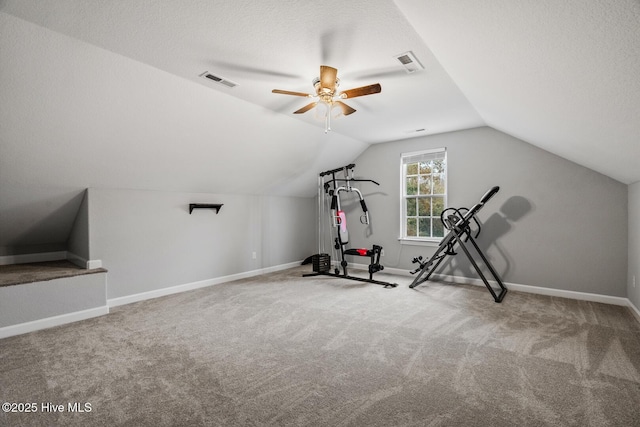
top-left (189, 203), bottom-right (223, 214)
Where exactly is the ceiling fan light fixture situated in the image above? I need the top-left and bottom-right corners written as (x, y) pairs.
top-left (272, 65), bottom-right (381, 133)
top-left (313, 77), bottom-right (339, 96)
top-left (314, 102), bottom-right (328, 119)
top-left (331, 105), bottom-right (344, 119)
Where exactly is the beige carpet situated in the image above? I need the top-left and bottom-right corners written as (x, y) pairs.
top-left (0, 260), bottom-right (107, 287)
top-left (1, 266), bottom-right (639, 426)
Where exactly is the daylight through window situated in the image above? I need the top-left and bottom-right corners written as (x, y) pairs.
top-left (400, 148), bottom-right (447, 241)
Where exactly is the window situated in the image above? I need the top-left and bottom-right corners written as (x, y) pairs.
top-left (400, 148), bottom-right (447, 242)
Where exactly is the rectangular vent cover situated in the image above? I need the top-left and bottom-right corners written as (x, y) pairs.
top-left (200, 72), bottom-right (238, 88)
top-left (394, 51), bottom-right (424, 73)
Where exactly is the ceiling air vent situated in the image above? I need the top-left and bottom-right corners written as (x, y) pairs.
top-left (200, 71), bottom-right (238, 88)
top-left (394, 51), bottom-right (424, 74)
top-left (405, 128), bottom-right (427, 134)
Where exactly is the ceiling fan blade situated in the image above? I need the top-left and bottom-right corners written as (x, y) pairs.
top-left (339, 83), bottom-right (382, 99)
top-left (320, 65), bottom-right (338, 91)
top-left (334, 101), bottom-right (356, 116)
top-left (272, 89), bottom-right (312, 97)
top-left (293, 102), bottom-right (317, 114)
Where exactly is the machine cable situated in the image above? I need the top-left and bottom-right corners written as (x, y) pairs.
top-left (303, 164), bottom-right (397, 288)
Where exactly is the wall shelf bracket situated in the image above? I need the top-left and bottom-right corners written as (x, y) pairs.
top-left (189, 203), bottom-right (223, 214)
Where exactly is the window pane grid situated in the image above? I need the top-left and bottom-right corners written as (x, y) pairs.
top-left (401, 151), bottom-right (446, 240)
top-left (405, 196), bottom-right (444, 238)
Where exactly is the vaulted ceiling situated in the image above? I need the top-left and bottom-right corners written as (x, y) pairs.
top-left (397, 0), bottom-right (640, 185)
top-left (1, 0), bottom-right (639, 251)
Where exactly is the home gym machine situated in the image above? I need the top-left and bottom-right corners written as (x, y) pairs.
top-left (409, 186), bottom-right (507, 302)
top-left (304, 164), bottom-right (397, 288)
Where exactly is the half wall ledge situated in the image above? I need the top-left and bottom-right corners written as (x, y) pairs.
top-left (0, 259), bottom-right (107, 287)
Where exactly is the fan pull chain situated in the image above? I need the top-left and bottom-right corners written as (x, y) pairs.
top-left (325, 110), bottom-right (331, 133)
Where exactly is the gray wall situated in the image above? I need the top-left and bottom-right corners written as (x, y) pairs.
top-left (0, 189), bottom-right (86, 257)
top-left (0, 273), bottom-right (106, 328)
top-left (0, 11), bottom-right (367, 260)
top-left (629, 182), bottom-right (640, 310)
top-left (343, 127), bottom-right (628, 297)
top-left (67, 189), bottom-right (90, 263)
top-left (88, 188), bottom-right (315, 300)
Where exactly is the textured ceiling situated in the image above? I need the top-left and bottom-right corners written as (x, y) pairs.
top-left (0, 0), bottom-right (482, 143)
top-left (3, 0), bottom-right (639, 183)
top-left (396, 0), bottom-right (640, 184)
top-left (2, 0), bottom-right (640, 252)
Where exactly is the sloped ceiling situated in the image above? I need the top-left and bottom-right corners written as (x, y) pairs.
top-left (1, 0), bottom-right (640, 253)
top-left (0, 0), bottom-right (483, 143)
top-left (395, 0), bottom-right (640, 185)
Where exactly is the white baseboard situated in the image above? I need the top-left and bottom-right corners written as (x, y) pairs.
top-left (108, 261), bottom-right (302, 308)
top-left (628, 301), bottom-right (640, 324)
top-left (348, 262), bottom-right (636, 316)
top-left (86, 259), bottom-right (102, 269)
top-left (66, 252), bottom-right (87, 268)
top-left (374, 265), bottom-right (413, 277)
top-left (67, 252), bottom-right (102, 269)
top-left (0, 251), bottom-right (67, 266)
top-left (0, 306), bottom-right (109, 339)
top-left (0, 251), bottom-right (102, 269)
top-left (432, 273), bottom-right (630, 307)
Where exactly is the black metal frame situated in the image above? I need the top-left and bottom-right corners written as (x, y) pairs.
top-left (189, 203), bottom-right (223, 214)
top-left (409, 186), bottom-right (507, 302)
top-left (304, 164), bottom-right (398, 288)
top-left (304, 270), bottom-right (397, 288)
top-left (344, 245), bottom-right (384, 280)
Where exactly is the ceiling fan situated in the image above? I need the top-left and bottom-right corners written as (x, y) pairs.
top-left (272, 65), bottom-right (381, 132)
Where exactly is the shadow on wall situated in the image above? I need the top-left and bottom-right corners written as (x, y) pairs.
top-left (0, 189), bottom-right (86, 256)
top-left (333, 190), bottom-right (389, 240)
top-left (438, 195), bottom-right (533, 281)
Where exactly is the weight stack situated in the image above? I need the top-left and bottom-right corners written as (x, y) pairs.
top-left (312, 253), bottom-right (331, 273)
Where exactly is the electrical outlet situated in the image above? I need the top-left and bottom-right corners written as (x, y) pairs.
top-left (252, 252), bottom-right (257, 260)
top-left (381, 249), bottom-right (385, 257)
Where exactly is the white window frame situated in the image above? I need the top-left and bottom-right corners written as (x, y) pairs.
top-left (399, 148), bottom-right (447, 245)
